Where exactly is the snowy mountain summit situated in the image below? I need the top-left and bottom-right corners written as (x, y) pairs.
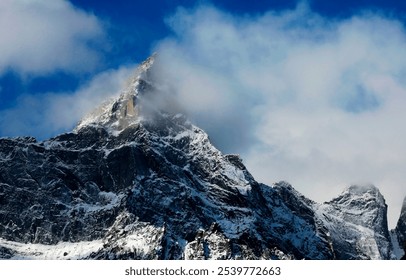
top-left (75, 55), bottom-right (156, 132)
top-left (0, 55), bottom-right (405, 259)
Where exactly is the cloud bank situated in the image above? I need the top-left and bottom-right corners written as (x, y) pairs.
top-left (0, 0), bottom-right (105, 75)
top-left (153, 4), bottom-right (406, 227)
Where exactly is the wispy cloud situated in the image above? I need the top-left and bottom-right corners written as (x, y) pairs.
top-left (153, 3), bottom-right (406, 227)
top-left (0, 0), bottom-right (105, 75)
top-left (0, 66), bottom-right (136, 139)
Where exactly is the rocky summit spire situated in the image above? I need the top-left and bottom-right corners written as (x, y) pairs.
top-left (74, 54), bottom-right (156, 133)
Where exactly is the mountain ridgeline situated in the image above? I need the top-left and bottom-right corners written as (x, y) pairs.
top-left (0, 55), bottom-right (404, 259)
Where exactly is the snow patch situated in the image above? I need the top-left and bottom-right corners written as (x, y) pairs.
top-left (0, 238), bottom-right (103, 260)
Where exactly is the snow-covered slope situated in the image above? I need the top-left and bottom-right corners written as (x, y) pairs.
top-left (0, 55), bottom-right (402, 259)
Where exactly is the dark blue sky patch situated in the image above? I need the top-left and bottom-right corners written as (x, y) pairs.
top-left (0, 72), bottom-right (84, 110)
top-left (311, 0), bottom-right (406, 19)
top-left (69, 0), bottom-right (199, 66)
top-left (0, 71), bottom-right (23, 110)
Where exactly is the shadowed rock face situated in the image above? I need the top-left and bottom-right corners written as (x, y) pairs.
top-left (391, 197), bottom-right (406, 258)
top-left (0, 56), bottom-right (400, 260)
top-left (396, 199), bottom-right (406, 242)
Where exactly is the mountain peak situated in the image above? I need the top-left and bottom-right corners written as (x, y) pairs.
top-left (318, 184), bottom-right (392, 259)
top-left (347, 184), bottom-right (380, 194)
top-left (329, 184), bottom-right (383, 203)
top-left (74, 54), bottom-right (157, 133)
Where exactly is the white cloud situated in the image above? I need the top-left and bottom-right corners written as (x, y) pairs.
top-left (0, 65), bottom-right (136, 138)
top-left (0, 0), bottom-right (105, 74)
top-left (153, 4), bottom-right (406, 227)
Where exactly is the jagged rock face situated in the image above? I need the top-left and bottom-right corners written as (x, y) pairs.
top-left (391, 197), bottom-right (406, 258)
top-left (395, 198), bottom-right (406, 243)
top-left (254, 182), bottom-right (335, 259)
top-left (0, 55), bottom-right (400, 259)
top-left (316, 185), bottom-right (393, 259)
top-left (0, 111), bottom-right (325, 259)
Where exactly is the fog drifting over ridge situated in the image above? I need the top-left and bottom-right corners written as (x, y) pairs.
top-left (152, 4), bottom-right (406, 228)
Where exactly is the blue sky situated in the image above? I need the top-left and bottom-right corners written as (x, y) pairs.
top-left (2, 0), bottom-right (406, 227)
